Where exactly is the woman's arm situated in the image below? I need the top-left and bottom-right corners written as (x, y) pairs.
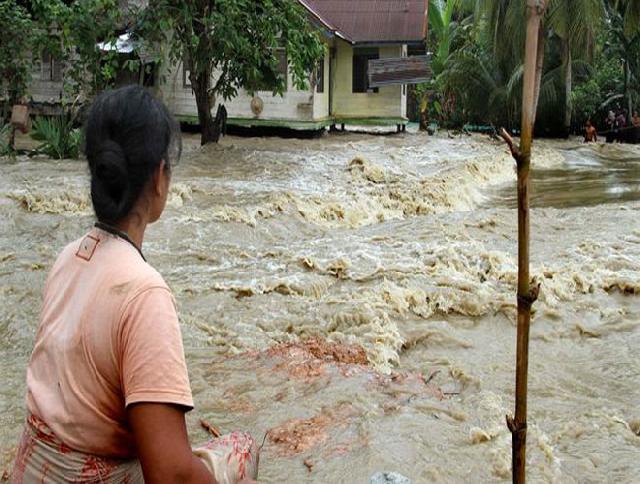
top-left (128, 402), bottom-right (216, 484)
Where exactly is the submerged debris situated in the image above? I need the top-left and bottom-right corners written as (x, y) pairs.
top-left (303, 458), bottom-right (314, 472)
top-left (253, 337), bottom-right (445, 457)
top-left (200, 419), bottom-right (222, 438)
top-left (267, 337), bottom-right (368, 364)
top-left (268, 403), bottom-right (356, 456)
top-left (370, 471), bottom-right (412, 484)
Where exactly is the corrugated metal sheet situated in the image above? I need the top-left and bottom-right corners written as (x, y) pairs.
top-left (368, 55), bottom-right (431, 86)
top-left (301, 0), bottom-right (428, 44)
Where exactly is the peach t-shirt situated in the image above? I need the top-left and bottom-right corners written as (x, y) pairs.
top-left (26, 227), bottom-right (193, 459)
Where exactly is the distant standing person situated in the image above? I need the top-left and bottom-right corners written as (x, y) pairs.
top-left (605, 110), bottom-right (617, 143)
top-left (632, 111), bottom-right (640, 127)
top-left (617, 110), bottom-right (627, 129)
top-left (584, 120), bottom-right (598, 143)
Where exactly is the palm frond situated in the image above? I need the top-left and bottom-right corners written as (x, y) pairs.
top-left (624, 0), bottom-right (640, 39)
top-left (505, 64), bottom-right (524, 100)
top-left (428, 0), bottom-right (445, 35)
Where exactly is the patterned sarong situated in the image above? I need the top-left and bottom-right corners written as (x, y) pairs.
top-left (11, 414), bottom-right (258, 483)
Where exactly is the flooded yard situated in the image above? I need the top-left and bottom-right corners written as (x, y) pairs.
top-left (1, 131), bottom-right (639, 482)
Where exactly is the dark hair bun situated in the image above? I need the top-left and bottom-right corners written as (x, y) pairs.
top-left (91, 140), bottom-right (131, 223)
top-left (84, 85), bottom-right (181, 224)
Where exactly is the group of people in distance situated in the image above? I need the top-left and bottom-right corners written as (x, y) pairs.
top-left (584, 109), bottom-right (640, 143)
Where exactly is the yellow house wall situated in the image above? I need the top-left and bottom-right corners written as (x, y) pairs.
top-left (331, 42), bottom-right (406, 119)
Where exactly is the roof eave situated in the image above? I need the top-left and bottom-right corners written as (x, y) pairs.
top-left (299, 0), bottom-right (354, 44)
top-left (351, 39), bottom-right (425, 46)
top-left (336, 32), bottom-right (352, 44)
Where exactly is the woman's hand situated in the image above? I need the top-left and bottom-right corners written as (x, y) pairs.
top-left (128, 402), bottom-right (217, 484)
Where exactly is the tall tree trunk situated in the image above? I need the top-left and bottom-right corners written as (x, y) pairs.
top-left (624, 59), bottom-right (632, 118)
top-left (563, 39), bottom-right (572, 137)
top-left (500, 1), bottom-right (546, 482)
top-left (191, 70), bottom-right (219, 145)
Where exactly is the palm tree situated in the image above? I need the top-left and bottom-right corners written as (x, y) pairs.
top-left (473, 0), bottom-right (527, 77)
top-left (476, 0), bottom-right (605, 135)
top-left (605, 0), bottom-right (640, 115)
top-left (547, 0), bottom-right (605, 134)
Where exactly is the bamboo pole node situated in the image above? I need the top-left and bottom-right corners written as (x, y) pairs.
top-left (517, 283), bottom-right (540, 310)
top-left (499, 127), bottom-right (522, 162)
top-left (506, 415), bottom-right (526, 435)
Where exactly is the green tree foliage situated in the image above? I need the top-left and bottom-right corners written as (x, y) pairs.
top-left (432, 0), bottom-right (527, 129)
top-left (426, 0), bottom-right (638, 135)
top-left (428, 0), bottom-right (470, 76)
top-left (604, 0), bottom-right (640, 116)
top-left (469, 0), bottom-right (603, 133)
top-left (472, 0), bottom-right (528, 81)
top-left (547, 0), bottom-right (604, 134)
top-left (0, 0), bottom-right (35, 108)
top-left (442, 37), bottom-right (523, 128)
top-left (572, 54), bottom-right (623, 127)
top-left (29, 0), bottom-right (126, 98)
top-left (417, 0), bottom-right (474, 128)
top-left (138, 0), bottom-right (324, 144)
top-left (6, 1), bottom-right (125, 159)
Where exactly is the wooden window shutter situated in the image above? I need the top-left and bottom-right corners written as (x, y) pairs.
top-left (42, 50), bottom-right (52, 80)
top-left (52, 59), bottom-right (63, 82)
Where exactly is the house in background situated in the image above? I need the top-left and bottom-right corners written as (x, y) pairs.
top-left (26, 0), bottom-right (429, 131)
top-left (27, 0), bottom-right (152, 113)
top-left (162, 0), bottom-right (429, 131)
top-left (27, 36), bottom-right (156, 115)
top-left (28, 50), bottom-right (65, 114)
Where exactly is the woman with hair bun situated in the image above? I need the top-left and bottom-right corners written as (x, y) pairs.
top-left (12, 86), bottom-right (258, 484)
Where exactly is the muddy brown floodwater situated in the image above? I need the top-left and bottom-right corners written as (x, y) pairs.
top-left (1, 132), bottom-right (639, 483)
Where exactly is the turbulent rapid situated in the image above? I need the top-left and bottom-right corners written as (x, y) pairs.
top-left (1, 131), bottom-right (639, 482)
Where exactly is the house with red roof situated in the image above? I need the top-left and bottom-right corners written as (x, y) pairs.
top-left (161, 0), bottom-right (429, 131)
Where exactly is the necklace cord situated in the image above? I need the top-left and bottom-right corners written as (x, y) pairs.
top-left (94, 222), bottom-right (146, 262)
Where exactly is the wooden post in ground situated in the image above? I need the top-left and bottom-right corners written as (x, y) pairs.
top-left (9, 103), bottom-right (31, 152)
top-left (499, 1), bottom-right (547, 483)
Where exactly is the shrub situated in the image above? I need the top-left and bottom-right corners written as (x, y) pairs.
top-left (31, 115), bottom-right (81, 160)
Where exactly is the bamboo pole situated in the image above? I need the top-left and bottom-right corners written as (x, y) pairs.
top-left (499, 1), bottom-right (547, 483)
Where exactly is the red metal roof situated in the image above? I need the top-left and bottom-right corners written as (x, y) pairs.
top-left (301, 0), bottom-right (428, 45)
